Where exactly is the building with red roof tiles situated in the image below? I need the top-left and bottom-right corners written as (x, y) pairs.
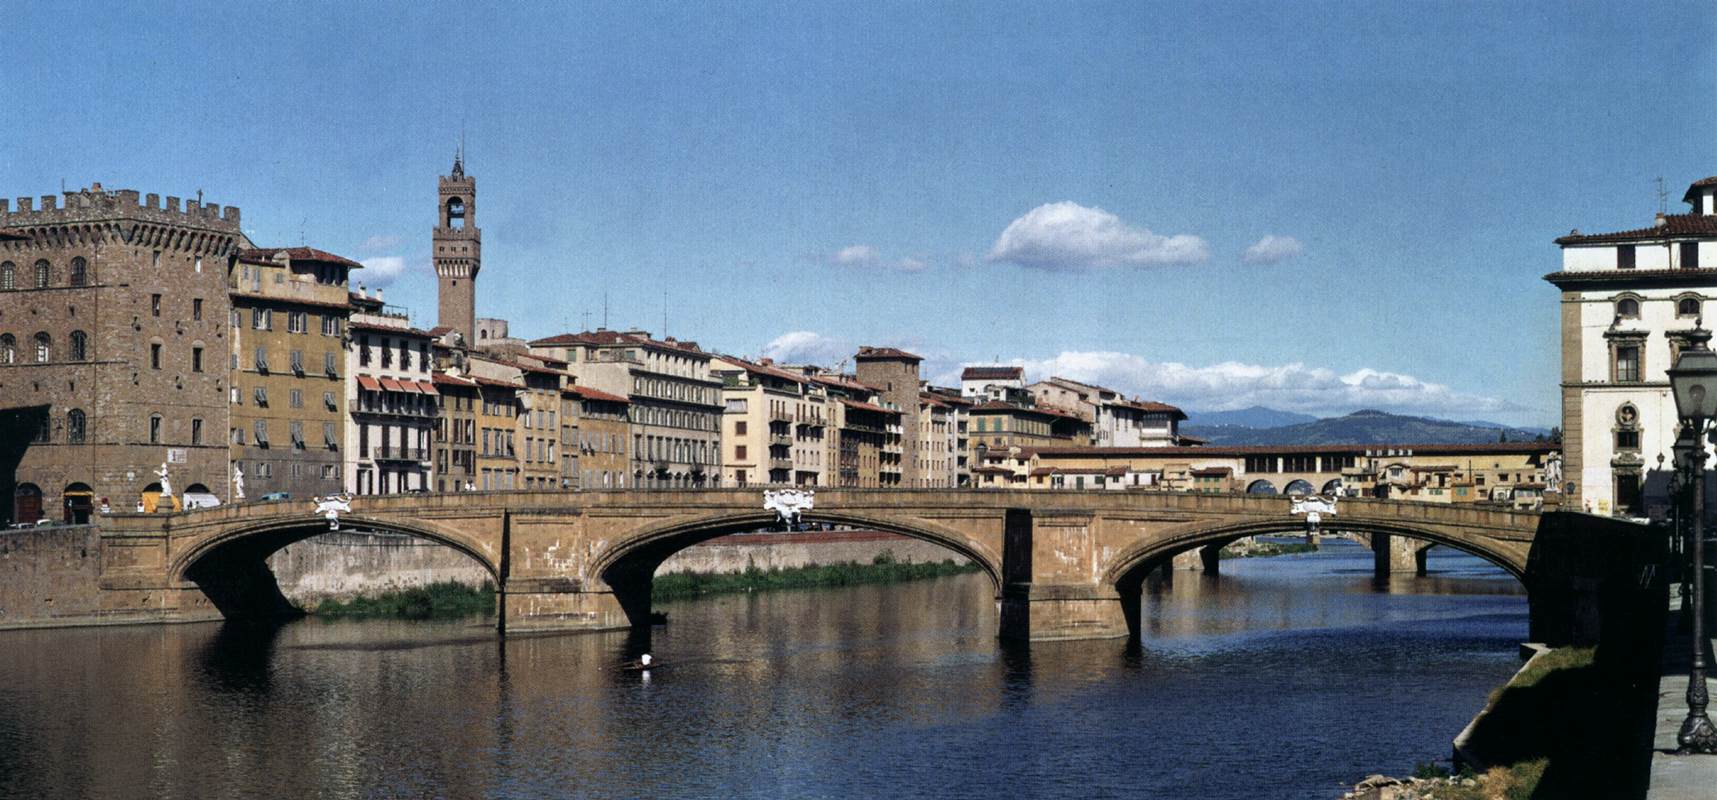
top-left (711, 356), bottom-right (832, 487)
top-left (854, 346), bottom-right (923, 486)
top-left (1026, 376), bottom-right (1187, 447)
top-left (1545, 174), bottom-right (1717, 515)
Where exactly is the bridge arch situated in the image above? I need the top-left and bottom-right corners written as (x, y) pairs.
top-left (168, 512), bottom-right (501, 619)
top-left (1103, 517), bottom-right (1528, 593)
top-left (590, 509), bottom-right (1002, 592)
top-left (1245, 480), bottom-right (1277, 495)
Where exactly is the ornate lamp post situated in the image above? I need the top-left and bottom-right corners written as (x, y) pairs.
top-left (1674, 428), bottom-right (1698, 632)
top-left (1667, 326), bottom-right (1717, 754)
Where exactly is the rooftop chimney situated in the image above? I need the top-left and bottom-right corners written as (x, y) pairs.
top-left (1656, 212), bottom-right (1668, 228)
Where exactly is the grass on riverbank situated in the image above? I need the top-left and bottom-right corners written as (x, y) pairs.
top-left (312, 581), bottom-right (495, 620)
top-left (1219, 540), bottom-right (1318, 559)
top-left (652, 550), bottom-right (982, 602)
top-left (1405, 644), bottom-right (1651, 799)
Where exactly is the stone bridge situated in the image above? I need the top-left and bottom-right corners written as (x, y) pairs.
top-left (72, 489), bottom-right (1648, 644)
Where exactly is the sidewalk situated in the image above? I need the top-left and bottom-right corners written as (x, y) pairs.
top-left (1647, 611), bottom-right (1717, 799)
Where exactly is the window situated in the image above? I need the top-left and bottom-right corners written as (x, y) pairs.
top-left (191, 418), bottom-right (203, 446)
top-left (360, 336), bottom-right (371, 366)
top-left (735, 420), bottom-right (747, 435)
top-left (34, 260), bottom-right (50, 289)
top-left (1, 262), bottom-right (14, 290)
top-left (1616, 297), bottom-right (1640, 319)
top-left (290, 421), bottom-right (304, 448)
top-left (736, 445), bottom-right (748, 460)
top-left (290, 389), bottom-right (303, 409)
top-left (322, 315), bottom-right (339, 336)
top-left (1684, 242), bottom-right (1701, 270)
top-left (324, 352), bottom-right (337, 377)
top-left (192, 345), bottom-right (203, 372)
top-left (1680, 297), bottom-right (1702, 318)
top-left (149, 414), bottom-right (162, 444)
top-left (324, 422), bottom-right (337, 449)
top-left (67, 409), bottom-right (86, 444)
top-left (1614, 344), bottom-right (1641, 383)
top-left (255, 346), bottom-right (269, 372)
top-left (288, 311), bottom-right (306, 334)
top-left (192, 298), bottom-right (202, 321)
top-left (151, 294), bottom-right (161, 316)
top-left (69, 331), bottom-right (87, 361)
top-left (33, 332), bottom-right (49, 362)
top-left (0, 334), bottom-right (12, 364)
top-left (254, 420), bottom-right (269, 446)
top-left (232, 427), bottom-right (245, 445)
top-left (150, 342), bottom-right (162, 369)
top-left (254, 387), bottom-right (269, 406)
top-left (1617, 245), bottom-right (1635, 270)
top-left (1615, 429), bottom-right (1640, 450)
top-left (290, 349), bottom-right (304, 375)
top-left (69, 258), bottom-right (87, 287)
top-left (325, 391), bottom-right (337, 411)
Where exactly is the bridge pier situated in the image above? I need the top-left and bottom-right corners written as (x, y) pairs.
top-left (1199, 544), bottom-right (1223, 575)
top-left (500, 578), bottom-right (633, 634)
top-left (1371, 533), bottom-right (1429, 579)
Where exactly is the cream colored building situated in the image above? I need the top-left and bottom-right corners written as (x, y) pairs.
top-left (1546, 175), bottom-right (1717, 516)
top-left (712, 356), bottom-right (830, 486)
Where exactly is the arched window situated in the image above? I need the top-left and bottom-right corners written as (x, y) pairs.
top-left (1680, 297), bottom-right (1702, 318)
top-left (0, 262), bottom-right (13, 290)
top-left (33, 259), bottom-right (50, 289)
top-left (69, 257), bottom-right (87, 287)
top-left (67, 409), bottom-right (86, 444)
top-left (69, 330), bottom-right (88, 361)
top-left (0, 334), bottom-right (13, 364)
top-left (1616, 296), bottom-right (1641, 319)
top-left (446, 197), bottom-right (466, 229)
top-left (33, 332), bottom-right (50, 362)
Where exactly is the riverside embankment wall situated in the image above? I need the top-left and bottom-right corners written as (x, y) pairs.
top-left (656, 530), bottom-right (969, 574)
top-left (0, 526), bottom-right (105, 629)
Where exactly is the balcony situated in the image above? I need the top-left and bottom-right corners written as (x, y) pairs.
top-left (770, 432), bottom-right (792, 446)
top-left (769, 456), bottom-right (794, 470)
top-left (769, 408), bottom-right (794, 422)
top-left (373, 446), bottom-right (430, 462)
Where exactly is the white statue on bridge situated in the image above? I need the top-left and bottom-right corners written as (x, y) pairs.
top-left (1290, 492), bottom-right (1339, 532)
top-left (313, 494), bottom-right (354, 530)
top-left (155, 462), bottom-right (173, 501)
top-left (233, 464), bottom-right (246, 501)
top-left (764, 489), bottom-right (815, 529)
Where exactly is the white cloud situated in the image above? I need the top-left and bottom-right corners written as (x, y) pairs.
top-left (935, 350), bottom-right (1534, 422)
top-left (761, 331), bottom-right (853, 365)
top-left (358, 256), bottom-right (410, 287)
top-left (987, 201), bottom-right (1210, 271)
top-left (1241, 234), bottom-right (1304, 265)
top-left (826, 245), bottom-right (929, 272)
top-left (359, 234), bottom-right (401, 253)
top-left (832, 244), bottom-right (880, 266)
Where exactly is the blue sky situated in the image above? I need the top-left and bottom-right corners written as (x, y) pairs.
top-left (3, 2), bottom-right (1712, 426)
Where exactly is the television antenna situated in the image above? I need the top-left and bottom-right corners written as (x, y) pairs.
top-left (1657, 177), bottom-right (1669, 215)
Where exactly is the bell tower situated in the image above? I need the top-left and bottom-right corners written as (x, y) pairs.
top-left (435, 150), bottom-right (481, 341)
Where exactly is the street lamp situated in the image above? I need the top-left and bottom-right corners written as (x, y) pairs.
top-left (1675, 427), bottom-right (1698, 633)
top-left (1667, 325), bottom-right (1717, 754)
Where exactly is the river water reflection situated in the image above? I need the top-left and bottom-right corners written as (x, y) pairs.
top-left (0, 538), bottom-right (1526, 800)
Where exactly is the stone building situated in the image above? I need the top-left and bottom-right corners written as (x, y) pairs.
top-left (1546, 174), bottom-right (1717, 516)
top-left (430, 369), bottom-right (479, 493)
top-left (916, 393), bottom-right (956, 487)
top-left (854, 346), bottom-right (923, 486)
top-left (562, 383), bottom-right (630, 489)
top-left (967, 401), bottom-right (1091, 452)
top-left (0, 185), bottom-right (245, 522)
top-left (529, 329), bottom-right (722, 488)
top-left (960, 365), bottom-right (1024, 400)
top-left (346, 291), bottom-right (438, 495)
top-left (1026, 376), bottom-right (1187, 447)
top-left (228, 247), bottom-right (356, 500)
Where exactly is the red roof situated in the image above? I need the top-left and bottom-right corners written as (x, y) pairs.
top-left (431, 371), bottom-right (477, 388)
top-left (528, 329), bottom-right (706, 354)
top-left (349, 317), bottom-right (430, 336)
top-left (415, 380), bottom-right (439, 396)
top-left (1190, 467), bottom-right (1232, 477)
top-left (840, 398), bottom-right (897, 415)
top-left (961, 365), bottom-right (1022, 380)
top-left (1110, 399), bottom-right (1186, 419)
top-left (356, 375), bottom-right (382, 391)
top-left (968, 401), bottom-right (1084, 420)
top-left (715, 355), bottom-right (809, 385)
top-left (473, 375), bottom-right (523, 390)
top-left (1555, 214), bottom-right (1717, 245)
top-left (1684, 177), bottom-right (1717, 203)
top-left (237, 246), bottom-right (362, 269)
top-left (228, 292), bottom-right (353, 312)
top-left (855, 346), bottom-right (923, 362)
top-left (562, 384), bottom-right (629, 404)
top-left (427, 326), bottom-right (456, 338)
top-left (379, 377), bottom-right (404, 392)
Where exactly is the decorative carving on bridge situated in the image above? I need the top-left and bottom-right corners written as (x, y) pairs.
top-left (763, 489), bottom-right (815, 529)
top-left (312, 494), bottom-right (354, 530)
top-left (1290, 493), bottom-right (1338, 532)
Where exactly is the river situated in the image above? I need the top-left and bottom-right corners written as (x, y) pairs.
top-left (0, 537), bottom-right (1526, 800)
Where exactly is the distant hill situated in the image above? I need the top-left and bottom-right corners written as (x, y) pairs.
top-left (1182, 409), bottom-right (1552, 446)
top-left (1182, 406), bottom-right (1318, 429)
